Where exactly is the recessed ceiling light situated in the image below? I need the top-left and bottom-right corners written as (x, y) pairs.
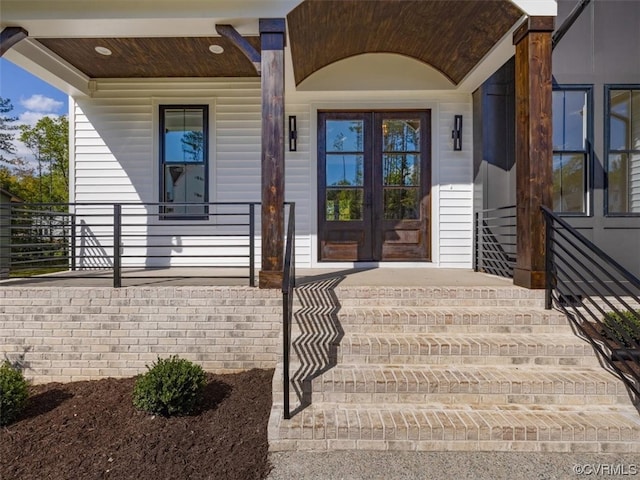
top-left (209, 44), bottom-right (224, 54)
top-left (95, 46), bottom-right (112, 56)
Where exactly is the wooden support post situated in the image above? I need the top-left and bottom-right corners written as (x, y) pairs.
top-left (1, 27), bottom-right (28, 57)
top-left (259, 19), bottom-right (286, 289)
top-left (513, 17), bottom-right (554, 289)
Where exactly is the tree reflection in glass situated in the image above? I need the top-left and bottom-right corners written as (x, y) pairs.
top-left (382, 119), bottom-right (421, 219)
top-left (325, 120), bottom-right (364, 220)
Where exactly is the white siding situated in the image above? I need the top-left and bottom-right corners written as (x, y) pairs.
top-left (72, 74), bottom-right (474, 269)
top-left (73, 79), bottom-right (263, 268)
top-left (437, 102), bottom-right (474, 267)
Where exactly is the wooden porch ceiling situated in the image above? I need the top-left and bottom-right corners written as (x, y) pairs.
top-left (287, 0), bottom-right (523, 86)
top-left (36, 36), bottom-right (261, 78)
top-left (29, 0), bottom-right (523, 82)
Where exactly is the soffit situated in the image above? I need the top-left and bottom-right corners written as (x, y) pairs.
top-left (287, 0), bottom-right (523, 86)
top-left (36, 36), bottom-right (261, 78)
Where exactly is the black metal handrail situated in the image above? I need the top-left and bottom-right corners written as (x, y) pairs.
top-left (282, 202), bottom-right (296, 420)
top-left (474, 205), bottom-right (517, 278)
top-left (542, 206), bottom-right (640, 400)
top-left (1, 202), bottom-right (259, 287)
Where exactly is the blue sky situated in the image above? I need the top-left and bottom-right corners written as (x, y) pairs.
top-left (0, 58), bottom-right (68, 161)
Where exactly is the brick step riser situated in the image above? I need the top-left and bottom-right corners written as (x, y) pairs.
top-left (287, 338), bottom-right (600, 362)
top-left (330, 313), bottom-right (569, 327)
top-left (339, 355), bottom-right (602, 367)
top-left (324, 287), bottom-right (545, 300)
top-left (271, 383), bottom-right (630, 407)
top-left (269, 438), bottom-right (640, 453)
top-left (270, 403), bottom-right (640, 454)
top-left (307, 371), bottom-right (627, 398)
top-left (294, 325), bottom-right (575, 334)
top-left (295, 299), bottom-right (547, 308)
top-left (309, 392), bottom-right (629, 406)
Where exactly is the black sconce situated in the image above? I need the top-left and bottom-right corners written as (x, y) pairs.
top-left (452, 114), bottom-right (463, 151)
top-left (289, 115), bottom-right (297, 151)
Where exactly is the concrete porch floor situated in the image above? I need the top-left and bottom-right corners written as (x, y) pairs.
top-left (0, 267), bottom-right (514, 288)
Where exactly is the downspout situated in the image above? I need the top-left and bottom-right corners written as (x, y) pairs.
top-left (552, 0), bottom-right (591, 50)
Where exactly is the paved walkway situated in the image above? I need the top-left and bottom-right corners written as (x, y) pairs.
top-left (267, 451), bottom-right (640, 480)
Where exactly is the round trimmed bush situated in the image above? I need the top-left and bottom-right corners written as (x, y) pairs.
top-left (132, 356), bottom-right (207, 416)
top-left (0, 361), bottom-right (29, 426)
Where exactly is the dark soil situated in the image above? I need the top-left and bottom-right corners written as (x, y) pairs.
top-left (0, 369), bottom-right (274, 480)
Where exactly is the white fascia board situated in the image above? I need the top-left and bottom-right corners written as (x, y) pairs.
top-left (3, 39), bottom-right (91, 97)
top-left (509, 0), bottom-right (557, 17)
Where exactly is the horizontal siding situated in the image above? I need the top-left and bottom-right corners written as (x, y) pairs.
top-left (73, 79), bottom-right (474, 269)
top-left (437, 102), bottom-right (473, 267)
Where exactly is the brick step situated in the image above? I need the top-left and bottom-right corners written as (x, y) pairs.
top-left (293, 306), bottom-right (570, 333)
top-left (308, 366), bottom-right (630, 406)
top-left (269, 403), bottom-right (640, 452)
top-left (287, 332), bottom-right (602, 367)
top-left (293, 286), bottom-right (546, 308)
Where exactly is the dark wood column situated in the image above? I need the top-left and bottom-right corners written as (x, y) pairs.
top-left (1, 27), bottom-right (28, 57)
top-left (513, 17), bottom-right (554, 289)
top-left (259, 19), bottom-right (286, 289)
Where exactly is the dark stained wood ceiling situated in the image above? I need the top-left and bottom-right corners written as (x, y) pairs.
top-left (287, 0), bottom-right (523, 86)
top-left (34, 1), bottom-right (523, 83)
top-left (37, 37), bottom-right (262, 78)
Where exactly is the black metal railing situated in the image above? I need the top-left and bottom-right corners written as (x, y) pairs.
top-left (282, 202), bottom-right (296, 420)
top-left (474, 205), bottom-right (517, 278)
top-left (1, 202), bottom-right (259, 287)
top-left (542, 206), bottom-right (640, 400)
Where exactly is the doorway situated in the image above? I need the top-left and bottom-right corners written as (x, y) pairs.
top-left (318, 110), bottom-right (431, 261)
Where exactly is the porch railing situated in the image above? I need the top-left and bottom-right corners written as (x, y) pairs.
top-left (1, 202), bottom-right (259, 287)
top-left (474, 205), bottom-right (517, 278)
top-left (282, 202), bottom-right (296, 419)
top-left (542, 206), bottom-right (640, 400)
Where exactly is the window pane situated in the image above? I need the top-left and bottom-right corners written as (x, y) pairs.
top-left (552, 154), bottom-right (585, 213)
top-left (382, 119), bottom-right (420, 151)
top-left (633, 90), bottom-right (640, 151)
top-left (553, 90), bottom-right (587, 151)
top-left (163, 164), bottom-right (206, 216)
top-left (326, 189), bottom-right (363, 221)
top-left (384, 188), bottom-right (419, 219)
top-left (608, 153), bottom-right (629, 213)
top-left (326, 154), bottom-right (364, 186)
top-left (161, 105), bottom-right (207, 218)
top-left (383, 154), bottom-right (420, 186)
top-left (164, 108), bottom-right (205, 163)
top-left (610, 90), bottom-right (630, 151)
top-left (326, 120), bottom-right (364, 152)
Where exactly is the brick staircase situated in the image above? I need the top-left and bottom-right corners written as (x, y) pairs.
top-left (268, 283), bottom-right (640, 452)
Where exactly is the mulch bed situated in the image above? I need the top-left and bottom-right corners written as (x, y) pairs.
top-left (0, 369), bottom-right (274, 480)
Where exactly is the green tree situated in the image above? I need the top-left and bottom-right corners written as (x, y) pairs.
top-left (19, 115), bottom-right (69, 203)
top-left (0, 97), bottom-right (19, 164)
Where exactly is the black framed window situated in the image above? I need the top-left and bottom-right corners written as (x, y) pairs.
top-left (606, 86), bottom-right (640, 215)
top-left (159, 105), bottom-right (208, 218)
top-left (552, 86), bottom-right (591, 214)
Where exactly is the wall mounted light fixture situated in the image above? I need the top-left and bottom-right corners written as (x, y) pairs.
top-left (452, 114), bottom-right (463, 151)
top-left (289, 116), bottom-right (297, 152)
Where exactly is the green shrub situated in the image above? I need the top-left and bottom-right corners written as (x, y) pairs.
top-left (602, 310), bottom-right (640, 348)
top-left (0, 361), bottom-right (29, 426)
top-left (132, 356), bottom-right (207, 416)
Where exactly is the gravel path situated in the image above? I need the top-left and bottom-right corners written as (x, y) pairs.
top-left (267, 451), bottom-right (640, 480)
